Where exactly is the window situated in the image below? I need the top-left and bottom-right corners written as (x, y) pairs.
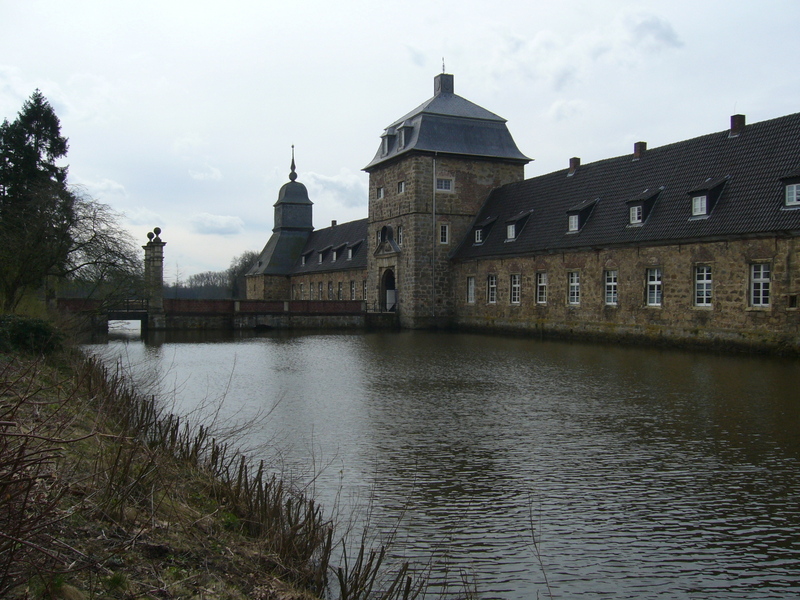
top-left (467, 276), bottom-right (475, 304)
top-left (397, 180), bottom-right (405, 194)
top-left (692, 195), bottom-right (708, 216)
top-left (568, 214), bottom-right (579, 232)
top-left (350, 280), bottom-right (356, 300)
top-left (363, 279), bottom-right (367, 300)
top-left (605, 270), bottom-right (618, 305)
top-left (376, 186), bottom-right (384, 199)
top-left (474, 229), bottom-right (483, 243)
top-left (536, 272), bottom-right (548, 304)
top-left (750, 263), bottom-right (771, 307)
top-left (436, 177), bottom-right (453, 192)
top-left (630, 205), bottom-right (642, 224)
top-left (337, 282), bottom-right (343, 300)
top-left (787, 183), bottom-right (800, 206)
top-left (568, 272), bottom-right (580, 305)
top-left (506, 224), bottom-right (516, 240)
top-left (300, 283), bottom-right (304, 299)
top-left (397, 225), bottom-right (403, 246)
top-left (646, 268), bottom-right (662, 306)
top-left (301, 255), bottom-right (306, 266)
top-left (328, 282), bottom-right (333, 300)
top-left (439, 223), bottom-right (449, 244)
top-left (695, 266), bottom-right (713, 307)
top-left (292, 284), bottom-right (296, 300)
top-left (487, 274), bottom-right (497, 304)
top-left (318, 282), bottom-right (323, 299)
top-left (347, 247), bottom-right (353, 260)
top-left (318, 253), bottom-right (323, 264)
top-left (332, 250), bottom-right (337, 263)
top-left (510, 274), bottom-right (521, 304)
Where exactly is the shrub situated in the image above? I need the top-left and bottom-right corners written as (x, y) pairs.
top-left (0, 315), bottom-right (63, 355)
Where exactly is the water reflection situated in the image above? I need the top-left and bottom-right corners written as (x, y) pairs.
top-left (85, 330), bottom-right (800, 599)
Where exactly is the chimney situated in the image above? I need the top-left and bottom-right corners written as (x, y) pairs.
top-left (568, 157), bottom-right (580, 176)
top-left (633, 141), bottom-right (647, 160)
top-left (331, 220), bottom-right (337, 227)
top-left (434, 73), bottom-right (454, 96)
top-left (730, 114), bottom-right (746, 137)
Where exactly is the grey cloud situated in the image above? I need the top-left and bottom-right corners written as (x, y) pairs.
top-left (304, 170), bottom-right (368, 209)
top-left (626, 14), bottom-right (683, 51)
top-left (190, 213), bottom-right (245, 235)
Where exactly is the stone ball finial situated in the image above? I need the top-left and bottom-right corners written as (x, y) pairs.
top-left (147, 231), bottom-right (155, 240)
top-left (153, 227), bottom-right (161, 236)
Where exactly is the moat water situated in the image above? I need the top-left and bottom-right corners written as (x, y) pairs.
top-left (85, 327), bottom-right (800, 599)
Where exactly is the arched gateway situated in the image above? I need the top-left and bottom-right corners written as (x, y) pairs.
top-left (381, 268), bottom-right (397, 312)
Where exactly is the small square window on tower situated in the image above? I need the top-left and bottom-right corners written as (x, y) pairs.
top-left (439, 223), bottom-right (449, 244)
top-left (436, 177), bottom-right (453, 192)
top-left (376, 186), bottom-right (385, 199)
top-left (397, 180), bottom-right (405, 194)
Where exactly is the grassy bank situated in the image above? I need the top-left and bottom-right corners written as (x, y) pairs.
top-left (0, 318), bottom-right (442, 600)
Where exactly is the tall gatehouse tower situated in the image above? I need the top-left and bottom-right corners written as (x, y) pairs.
top-left (364, 73), bottom-right (530, 328)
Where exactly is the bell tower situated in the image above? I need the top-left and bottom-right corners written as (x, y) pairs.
top-left (364, 73), bottom-right (530, 328)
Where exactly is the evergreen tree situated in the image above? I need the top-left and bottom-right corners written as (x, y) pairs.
top-left (0, 90), bottom-right (141, 312)
top-left (0, 90), bottom-right (77, 312)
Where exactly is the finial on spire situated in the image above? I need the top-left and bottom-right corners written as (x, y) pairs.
top-left (289, 145), bottom-right (297, 181)
top-left (442, 57), bottom-right (446, 73)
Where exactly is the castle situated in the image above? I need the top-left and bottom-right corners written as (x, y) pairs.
top-left (246, 73), bottom-right (800, 351)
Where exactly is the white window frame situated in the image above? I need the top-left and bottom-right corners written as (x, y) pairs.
top-left (347, 247), bottom-right (353, 261)
top-left (568, 214), bottom-right (579, 232)
top-left (318, 282), bottom-right (323, 299)
top-left (694, 266), bottom-right (713, 307)
top-left (350, 280), bottom-right (356, 300)
top-left (397, 180), bottom-right (405, 194)
top-left (646, 267), bottom-right (662, 306)
top-left (568, 271), bottom-right (580, 305)
top-left (467, 276), bottom-right (475, 304)
top-left (363, 279), bottom-right (367, 300)
top-left (332, 250), bottom-right (337, 263)
top-left (436, 177), bottom-right (453, 192)
top-left (301, 255), bottom-right (306, 266)
top-left (536, 272), bottom-right (548, 304)
top-left (328, 281), bottom-right (333, 300)
top-left (692, 195), bottom-right (707, 216)
top-left (300, 283), bottom-right (305, 299)
top-left (474, 229), bottom-right (483, 243)
top-left (487, 274), bottom-right (497, 304)
top-left (605, 270), bottom-right (618, 306)
top-left (397, 225), bottom-right (403, 246)
top-left (376, 186), bottom-right (385, 199)
top-left (630, 205), bottom-right (642, 224)
top-left (318, 253), bottom-right (323, 264)
top-left (439, 223), bottom-right (449, 244)
top-left (786, 183), bottom-right (800, 206)
top-left (750, 263), bottom-right (771, 307)
top-left (506, 223), bottom-right (516, 240)
top-left (510, 274), bottom-right (521, 304)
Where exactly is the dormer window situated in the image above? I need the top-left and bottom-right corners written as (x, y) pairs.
top-left (566, 198), bottom-right (598, 233)
top-left (506, 223), bottom-right (516, 240)
top-left (332, 250), bottom-right (337, 262)
top-left (687, 176), bottom-right (728, 219)
top-left (692, 195), bottom-right (708, 216)
top-left (475, 229), bottom-right (483, 243)
top-left (347, 247), bottom-right (353, 260)
top-left (318, 253), bottom-right (323, 264)
top-left (380, 128), bottom-right (396, 157)
top-left (301, 255), bottom-right (306, 266)
top-left (626, 188), bottom-right (662, 227)
top-left (472, 216), bottom-right (496, 245)
top-left (786, 183), bottom-right (800, 206)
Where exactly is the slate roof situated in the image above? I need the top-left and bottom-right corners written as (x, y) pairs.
top-left (453, 112), bottom-right (800, 261)
top-left (364, 74), bottom-right (530, 171)
top-left (291, 218), bottom-right (368, 274)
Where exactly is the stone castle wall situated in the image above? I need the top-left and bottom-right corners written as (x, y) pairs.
top-left (452, 236), bottom-right (800, 352)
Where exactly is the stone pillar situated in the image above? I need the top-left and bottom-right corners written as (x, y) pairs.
top-left (143, 227), bottom-right (166, 328)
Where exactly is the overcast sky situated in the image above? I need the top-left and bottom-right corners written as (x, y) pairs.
top-left (2, 0), bottom-right (799, 280)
